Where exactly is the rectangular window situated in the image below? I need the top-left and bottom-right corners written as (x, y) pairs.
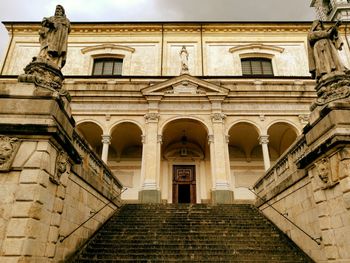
top-left (241, 58), bottom-right (273, 76)
top-left (92, 58), bottom-right (123, 76)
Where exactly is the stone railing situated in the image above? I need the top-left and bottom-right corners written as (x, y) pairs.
top-left (72, 129), bottom-right (123, 200)
top-left (254, 134), bottom-right (308, 200)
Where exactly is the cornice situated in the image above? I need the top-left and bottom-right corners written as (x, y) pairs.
top-left (3, 21), bottom-right (329, 34)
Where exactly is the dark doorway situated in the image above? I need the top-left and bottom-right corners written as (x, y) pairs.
top-left (172, 165), bottom-right (196, 204)
top-left (178, 184), bottom-right (191, 203)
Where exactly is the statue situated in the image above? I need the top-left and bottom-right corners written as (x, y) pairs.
top-left (307, 20), bottom-right (350, 109)
top-left (38, 5), bottom-right (71, 69)
top-left (308, 20), bottom-right (345, 81)
top-left (180, 46), bottom-right (189, 75)
top-left (18, 5), bottom-right (71, 92)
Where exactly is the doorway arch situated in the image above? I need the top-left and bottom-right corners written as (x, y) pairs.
top-left (161, 118), bottom-right (210, 204)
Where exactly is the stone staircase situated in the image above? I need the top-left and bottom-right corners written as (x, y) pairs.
top-left (70, 204), bottom-right (314, 262)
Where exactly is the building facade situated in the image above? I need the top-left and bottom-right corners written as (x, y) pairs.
top-left (1, 19), bottom-right (350, 204)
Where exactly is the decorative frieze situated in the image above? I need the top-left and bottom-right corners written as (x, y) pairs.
top-left (0, 135), bottom-right (20, 172)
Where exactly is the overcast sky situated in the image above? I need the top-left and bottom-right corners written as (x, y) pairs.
top-left (0, 0), bottom-right (316, 62)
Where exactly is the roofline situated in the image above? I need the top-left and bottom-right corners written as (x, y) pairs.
top-left (0, 75), bottom-right (313, 80)
top-left (2, 21), bottom-right (318, 25)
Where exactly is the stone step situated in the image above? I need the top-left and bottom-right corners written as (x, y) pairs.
top-left (78, 253), bottom-right (308, 261)
top-left (70, 204), bottom-right (314, 263)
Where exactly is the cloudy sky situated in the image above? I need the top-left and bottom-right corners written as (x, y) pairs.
top-left (0, 0), bottom-right (315, 60)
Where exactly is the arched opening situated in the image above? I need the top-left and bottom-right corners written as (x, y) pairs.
top-left (267, 122), bottom-right (298, 164)
top-left (76, 121), bottom-right (103, 156)
top-left (228, 122), bottom-right (263, 199)
top-left (109, 122), bottom-right (143, 202)
top-left (161, 119), bottom-right (209, 204)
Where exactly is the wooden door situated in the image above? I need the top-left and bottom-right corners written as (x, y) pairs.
top-left (172, 165), bottom-right (196, 204)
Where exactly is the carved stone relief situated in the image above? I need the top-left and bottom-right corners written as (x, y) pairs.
top-left (0, 136), bottom-right (20, 172)
top-left (211, 113), bottom-right (226, 122)
top-left (144, 113), bottom-right (160, 122)
top-left (315, 157), bottom-right (339, 190)
top-left (50, 151), bottom-right (68, 185)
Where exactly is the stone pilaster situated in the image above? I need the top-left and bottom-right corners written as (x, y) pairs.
top-left (209, 113), bottom-right (233, 204)
top-left (139, 113), bottom-right (161, 203)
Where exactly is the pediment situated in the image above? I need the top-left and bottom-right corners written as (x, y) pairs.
top-left (141, 74), bottom-right (229, 96)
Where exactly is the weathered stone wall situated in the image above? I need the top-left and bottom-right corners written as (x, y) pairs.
top-left (0, 140), bottom-right (119, 262)
top-left (0, 82), bottom-right (122, 262)
top-left (254, 102), bottom-right (350, 262)
top-left (258, 177), bottom-right (325, 262)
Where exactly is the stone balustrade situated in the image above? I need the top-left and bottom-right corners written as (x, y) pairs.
top-left (254, 135), bottom-right (308, 203)
top-left (72, 130), bottom-right (123, 200)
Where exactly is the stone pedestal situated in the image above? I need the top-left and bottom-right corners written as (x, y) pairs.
top-left (298, 98), bottom-right (350, 262)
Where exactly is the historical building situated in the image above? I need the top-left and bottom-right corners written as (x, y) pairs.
top-left (1, 19), bottom-right (327, 204)
top-left (1, 1), bottom-right (350, 262)
top-left (1, 6), bottom-right (350, 205)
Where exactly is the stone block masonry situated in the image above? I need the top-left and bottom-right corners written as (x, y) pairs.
top-left (0, 82), bottom-right (123, 262)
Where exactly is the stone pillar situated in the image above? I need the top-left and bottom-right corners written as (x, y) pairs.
top-left (210, 113), bottom-right (233, 204)
top-left (139, 113), bottom-right (161, 203)
top-left (101, 135), bottom-right (111, 163)
top-left (259, 135), bottom-right (271, 171)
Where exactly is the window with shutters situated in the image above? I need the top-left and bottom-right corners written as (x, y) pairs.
top-left (241, 58), bottom-right (274, 76)
top-left (92, 58), bottom-right (123, 76)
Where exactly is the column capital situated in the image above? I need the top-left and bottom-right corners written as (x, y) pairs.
top-left (211, 113), bottom-right (226, 123)
top-left (101, 135), bottom-right (111, 144)
top-left (141, 135), bottom-right (146, 144)
top-left (157, 135), bottom-right (163, 144)
top-left (259, 135), bottom-right (269, 145)
top-left (144, 113), bottom-right (160, 123)
top-left (225, 135), bottom-right (230, 143)
top-left (208, 134), bottom-right (214, 144)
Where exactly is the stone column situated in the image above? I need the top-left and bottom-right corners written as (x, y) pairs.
top-left (259, 135), bottom-right (271, 171)
top-left (210, 113), bottom-right (233, 204)
top-left (139, 113), bottom-right (161, 203)
top-left (101, 135), bottom-right (111, 163)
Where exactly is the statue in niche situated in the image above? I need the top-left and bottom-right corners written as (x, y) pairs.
top-left (38, 5), bottom-right (71, 69)
top-left (180, 46), bottom-right (189, 75)
top-left (308, 20), bottom-right (345, 81)
top-left (0, 136), bottom-right (20, 171)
